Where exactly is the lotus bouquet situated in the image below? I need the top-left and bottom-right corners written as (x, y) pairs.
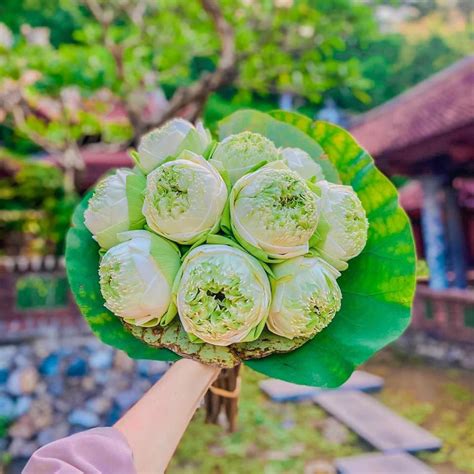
top-left (66, 110), bottom-right (416, 387)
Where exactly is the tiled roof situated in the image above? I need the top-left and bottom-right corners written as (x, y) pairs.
top-left (350, 56), bottom-right (474, 157)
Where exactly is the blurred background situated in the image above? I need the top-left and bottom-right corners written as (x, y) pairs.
top-left (0, 0), bottom-right (472, 473)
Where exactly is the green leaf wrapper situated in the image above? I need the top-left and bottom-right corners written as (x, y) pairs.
top-left (66, 110), bottom-right (415, 386)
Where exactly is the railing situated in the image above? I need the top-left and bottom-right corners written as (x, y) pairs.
top-left (412, 284), bottom-right (474, 344)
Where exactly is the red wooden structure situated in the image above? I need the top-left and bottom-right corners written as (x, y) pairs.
top-left (350, 56), bottom-right (474, 343)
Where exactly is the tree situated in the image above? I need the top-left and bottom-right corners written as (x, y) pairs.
top-left (328, 0), bottom-right (470, 112)
top-left (0, 0), bottom-right (376, 192)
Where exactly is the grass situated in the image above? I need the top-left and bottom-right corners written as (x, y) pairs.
top-left (169, 367), bottom-right (363, 474)
top-left (170, 350), bottom-right (474, 474)
top-left (369, 353), bottom-right (474, 474)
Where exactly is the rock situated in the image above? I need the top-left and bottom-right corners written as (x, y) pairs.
top-left (81, 376), bottom-right (96, 392)
top-left (57, 347), bottom-right (74, 358)
top-left (7, 367), bottom-right (39, 396)
top-left (462, 353), bottom-right (474, 370)
top-left (14, 352), bottom-right (32, 368)
top-left (322, 417), bottom-right (349, 445)
top-left (8, 438), bottom-right (38, 458)
top-left (114, 351), bottom-right (135, 373)
top-left (137, 378), bottom-right (152, 393)
top-left (0, 394), bottom-right (15, 419)
top-left (105, 402), bottom-right (122, 425)
top-left (139, 360), bottom-right (168, 383)
top-left (103, 372), bottom-right (129, 395)
top-left (53, 399), bottom-right (71, 414)
top-left (33, 340), bottom-right (57, 359)
top-left (137, 360), bottom-right (150, 377)
top-left (39, 353), bottom-right (61, 376)
top-left (93, 371), bottom-right (110, 386)
top-left (68, 409), bottom-right (100, 428)
top-left (14, 396), bottom-right (32, 417)
top-left (304, 460), bottom-right (336, 474)
top-left (418, 343), bottom-right (448, 360)
top-left (47, 376), bottom-right (65, 397)
top-left (9, 415), bottom-right (37, 439)
top-left (69, 424), bottom-right (86, 436)
top-left (115, 387), bottom-right (142, 411)
top-left (137, 360), bottom-right (168, 378)
top-left (37, 423), bottom-right (69, 446)
top-left (29, 399), bottom-right (54, 430)
top-left (89, 350), bottom-right (113, 370)
top-left (34, 381), bottom-right (48, 396)
top-left (86, 396), bottom-right (112, 416)
top-left (446, 347), bottom-right (463, 364)
top-left (0, 368), bottom-right (9, 384)
top-left (0, 437), bottom-right (8, 452)
top-left (66, 357), bottom-right (88, 377)
top-left (0, 345), bottom-right (16, 369)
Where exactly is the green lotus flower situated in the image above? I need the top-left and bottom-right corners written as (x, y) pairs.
top-left (228, 161), bottom-right (320, 262)
top-left (267, 256), bottom-right (342, 339)
top-left (311, 180), bottom-right (369, 271)
top-left (142, 151), bottom-right (227, 245)
top-left (84, 168), bottom-right (146, 250)
top-left (99, 230), bottom-right (180, 327)
top-left (176, 244), bottom-right (271, 346)
top-left (281, 147), bottom-right (325, 182)
top-left (210, 131), bottom-right (279, 185)
top-left (135, 119), bottom-right (211, 174)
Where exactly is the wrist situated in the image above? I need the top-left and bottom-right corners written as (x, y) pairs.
top-left (174, 358), bottom-right (221, 383)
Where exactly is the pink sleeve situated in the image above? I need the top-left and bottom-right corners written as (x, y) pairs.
top-left (23, 427), bottom-right (136, 474)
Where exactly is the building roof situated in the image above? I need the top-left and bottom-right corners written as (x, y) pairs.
top-left (350, 56), bottom-right (474, 161)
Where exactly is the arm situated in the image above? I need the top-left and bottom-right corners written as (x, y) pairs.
top-left (115, 358), bottom-right (220, 473)
top-left (24, 359), bottom-right (219, 474)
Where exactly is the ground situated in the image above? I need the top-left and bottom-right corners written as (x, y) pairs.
top-left (169, 348), bottom-right (474, 474)
top-left (0, 342), bottom-right (472, 474)
top-left (368, 350), bottom-right (474, 474)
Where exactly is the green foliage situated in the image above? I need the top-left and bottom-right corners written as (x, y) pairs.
top-left (0, 417), bottom-right (10, 439)
top-left (0, 0), bottom-right (80, 47)
top-left (379, 368), bottom-right (474, 474)
top-left (416, 260), bottom-right (430, 280)
top-left (444, 382), bottom-right (473, 403)
top-left (329, 0), bottom-right (470, 112)
top-left (422, 409), bottom-right (474, 473)
top-left (0, 155), bottom-right (77, 254)
top-left (0, 0), bottom-right (376, 127)
top-left (16, 274), bottom-right (69, 309)
top-left (13, 162), bottom-right (63, 204)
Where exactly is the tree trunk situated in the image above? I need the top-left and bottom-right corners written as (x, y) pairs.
top-left (204, 364), bottom-right (241, 432)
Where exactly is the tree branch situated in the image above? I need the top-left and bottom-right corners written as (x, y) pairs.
top-left (154, 0), bottom-right (237, 126)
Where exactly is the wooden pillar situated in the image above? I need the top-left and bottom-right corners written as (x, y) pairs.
top-left (421, 176), bottom-right (448, 290)
top-left (445, 185), bottom-right (467, 289)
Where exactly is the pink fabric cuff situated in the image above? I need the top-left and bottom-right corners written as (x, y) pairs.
top-left (23, 427), bottom-right (135, 474)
